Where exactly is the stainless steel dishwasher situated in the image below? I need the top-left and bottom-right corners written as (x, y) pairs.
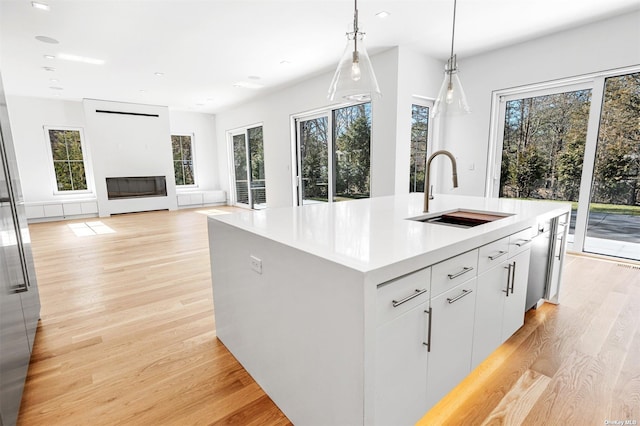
top-left (526, 213), bottom-right (569, 310)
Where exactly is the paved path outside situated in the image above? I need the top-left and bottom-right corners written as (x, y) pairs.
top-left (570, 211), bottom-right (639, 244)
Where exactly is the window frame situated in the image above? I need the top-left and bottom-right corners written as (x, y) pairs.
top-left (486, 79), bottom-right (597, 198)
top-left (171, 133), bottom-right (197, 188)
top-left (486, 65), bottom-right (640, 255)
top-left (409, 99), bottom-right (434, 193)
top-left (226, 123), bottom-right (266, 209)
top-left (43, 125), bottom-right (93, 195)
top-left (291, 101), bottom-right (372, 206)
top-left (294, 111), bottom-right (332, 204)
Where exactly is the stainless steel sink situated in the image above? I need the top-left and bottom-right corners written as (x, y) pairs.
top-left (408, 210), bottom-right (513, 229)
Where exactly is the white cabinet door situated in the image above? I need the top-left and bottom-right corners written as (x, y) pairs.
top-left (426, 278), bottom-right (477, 408)
top-left (472, 262), bottom-right (509, 368)
top-left (375, 301), bottom-right (429, 426)
top-left (501, 249), bottom-right (531, 342)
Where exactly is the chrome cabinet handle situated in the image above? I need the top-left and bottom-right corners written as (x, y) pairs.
top-left (556, 235), bottom-right (565, 260)
top-left (510, 261), bottom-right (516, 294)
top-left (423, 308), bottom-right (432, 352)
top-left (392, 288), bottom-right (427, 307)
top-left (447, 266), bottom-right (474, 280)
top-left (488, 251), bottom-right (507, 261)
top-left (11, 283), bottom-right (28, 293)
top-left (515, 239), bottom-right (532, 247)
top-left (447, 289), bottom-right (474, 304)
top-left (503, 263), bottom-right (512, 297)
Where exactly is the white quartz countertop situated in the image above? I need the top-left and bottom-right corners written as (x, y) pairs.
top-left (209, 194), bottom-right (571, 283)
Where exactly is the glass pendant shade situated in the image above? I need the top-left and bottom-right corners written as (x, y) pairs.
top-left (328, 32), bottom-right (381, 102)
top-left (432, 58), bottom-right (471, 117)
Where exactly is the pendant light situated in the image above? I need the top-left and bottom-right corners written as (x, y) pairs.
top-left (327, 0), bottom-right (381, 102)
top-left (432, 0), bottom-right (470, 117)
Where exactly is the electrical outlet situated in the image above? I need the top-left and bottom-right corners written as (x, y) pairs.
top-left (250, 255), bottom-right (262, 274)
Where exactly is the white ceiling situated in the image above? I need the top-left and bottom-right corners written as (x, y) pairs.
top-left (1, 0), bottom-right (638, 114)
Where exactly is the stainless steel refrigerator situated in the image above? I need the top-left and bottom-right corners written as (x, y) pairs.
top-left (0, 71), bottom-right (41, 426)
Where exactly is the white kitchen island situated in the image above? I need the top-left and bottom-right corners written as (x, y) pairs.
top-left (207, 193), bottom-right (570, 426)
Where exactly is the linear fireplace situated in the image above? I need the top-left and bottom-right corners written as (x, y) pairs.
top-left (106, 176), bottom-right (167, 200)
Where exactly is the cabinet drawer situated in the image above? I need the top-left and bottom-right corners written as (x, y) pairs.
top-left (377, 267), bottom-right (431, 325)
top-left (431, 249), bottom-right (478, 297)
top-left (508, 227), bottom-right (534, 256)
top-left (478, 237), bottom-right (509, 274)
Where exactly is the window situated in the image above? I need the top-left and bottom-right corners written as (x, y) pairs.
top-left (490, 68), bottom-right (640, 261)
top-left (247, 126), bottom-right (266, 206)
top-left (171, 134), bottom-right (195, 186)
top-left (45, 127), bottom-right (90, 192)
top-left (294, 102), bottom-right (371, 205)
top-left (410, 104), bottom-right (430, 193)
top-left (584, 72), bottom-right (640, 258)
top-left (498, 87), bottom-right (591, 235)
top-left (229, 125), bottom-right (266, 209)
top-left (334, 103), bottom-right (371, 200)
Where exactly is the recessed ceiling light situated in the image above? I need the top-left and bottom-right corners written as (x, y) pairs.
top-left (58, 53), bottom-right (105, 65)
top-left (248, 75), bottom-right (261, 81)
top-left (376, 11), bottom-right (390, 18)
top-left (35, 35), bottom-right (59, 44)
top-left (154, 72), bottom-right (164, 77)
top-left (196, 103), bottom-right (205, 106)
top-left (49, 78), bottom-right (59, 82)
top-left (31, 2), bottom-right (50, 11)
top-left (139, 89), bottom-right (146, 93)
top-left (42, 66), bottom-right (56, 72)
top-left (206, 98), bottom-right (214, 102)
top-left (233, 81), bottom-right (263, 89)
top-left (49, 86), bottom-right (63, 90)
top-left (43, 54), bottom-right (56, 60)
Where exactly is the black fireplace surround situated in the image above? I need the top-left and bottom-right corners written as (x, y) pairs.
top-left (106, 176), bottom-right (167, 200)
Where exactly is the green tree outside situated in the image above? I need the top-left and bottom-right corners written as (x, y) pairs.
top-left (49, 129), bottom-right (88, 191)
top-left (500, 72), bottom-right (639, 217)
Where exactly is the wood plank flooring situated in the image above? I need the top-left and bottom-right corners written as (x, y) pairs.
top-left (18, 207), bottom-right (291, 426)
top-left (17, 208), bottom-right (640, 425)
top-left (419, 254), bottom-right (640, 426)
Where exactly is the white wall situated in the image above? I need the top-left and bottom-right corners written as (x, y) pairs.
top-left (6, 96), bottom-right (87, 203)
top-left (369, 48), bottom-right (399, 198)
top-left (394, 48), bottom-right (444, 195)
top-left (214, 63), bottom-right (365, 208)
top-left (169, 110), bottom-right (219, 191)
top-left (82, 99), bottom-right (177, 216)
top-left (5, 95), bottom-right (221, 214)
top-left (9, 12), bottom-right (637, 210)
top-left (215, 47), bottom-right (441, 208)
top-left (440, 10), bottom-right (640, 196)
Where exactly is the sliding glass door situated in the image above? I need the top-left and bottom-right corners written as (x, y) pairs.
top-left (584, 73), bottom-right (640, 259)
top-left (297, 115), bottom-right (330, 204)
top-left (492, 69), bottom-right (639, 261)
top-left (232, 133), bottom-right (249, 206)
top-left (294, 103), bottom-right (371, 205)
top-left (230, 125), bottom-right (266, 209)
top-left (497, 86), bottom-right (592, 241)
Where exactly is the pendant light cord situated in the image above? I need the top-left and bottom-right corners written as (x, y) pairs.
top-left (353, 0), bottom-right (359, 52)
top-left (450, 0), bottom-right (457, 60)
top-left (446, 0), bottom-right (457, 88)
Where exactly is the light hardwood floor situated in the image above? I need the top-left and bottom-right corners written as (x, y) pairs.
top-left (18, 208), bottom-right (640, 425)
